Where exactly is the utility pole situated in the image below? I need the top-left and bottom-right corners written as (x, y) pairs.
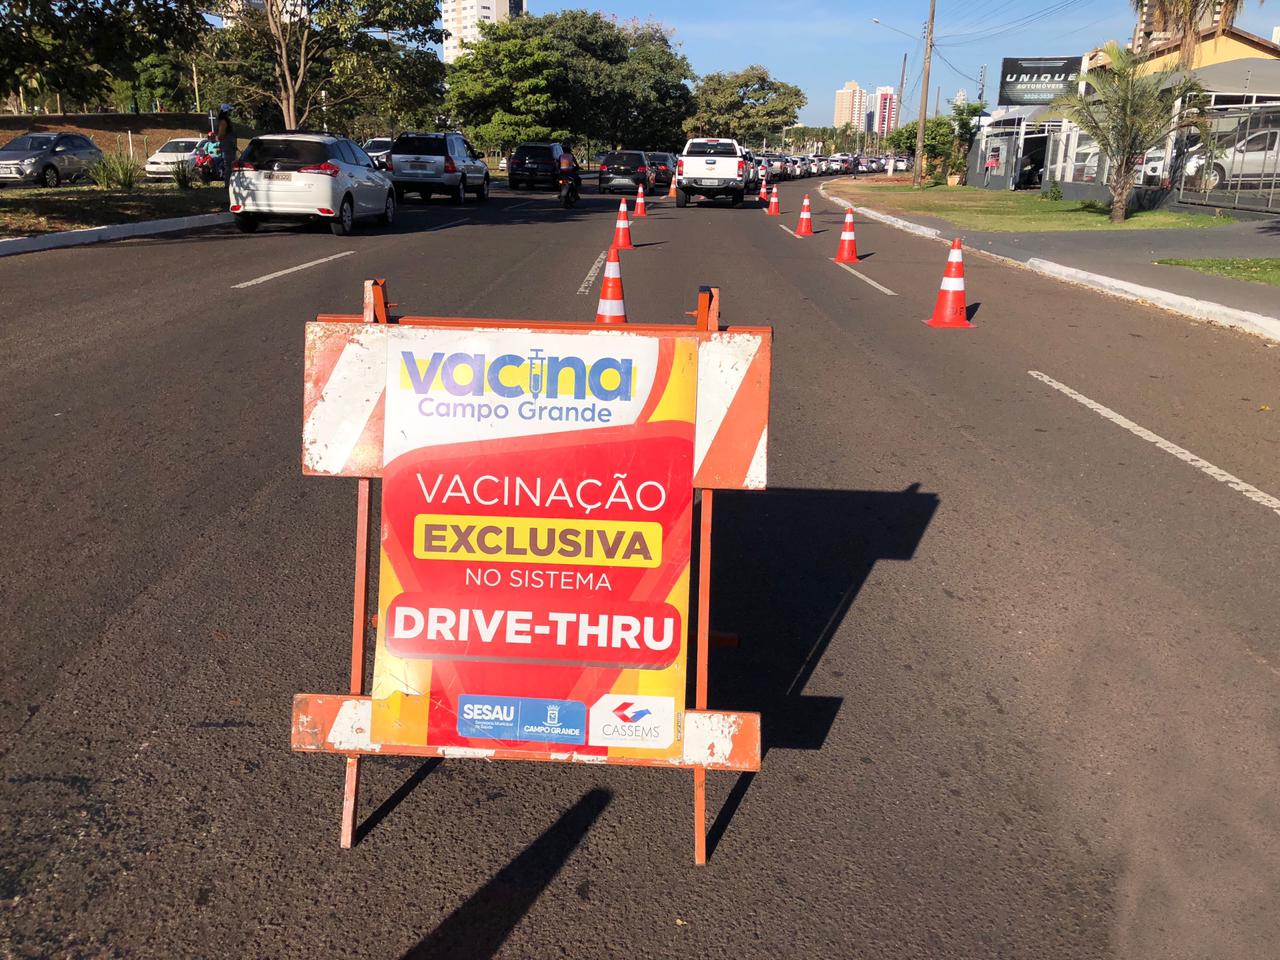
top-left (977, 64), bottom-right (987, 103)
top-left (913, 0), bottom-right (936, 187)
top-left (935, 86), bottom-right (940, 117)
top-left (897, 52), bottom-right (908, 130)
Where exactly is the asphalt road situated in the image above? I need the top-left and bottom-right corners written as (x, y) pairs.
top-left (2, 179), bottom-right (1279, 959)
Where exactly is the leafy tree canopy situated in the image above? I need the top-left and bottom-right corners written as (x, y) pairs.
top-left (446, 11), bottom-right (696, 153)
top-left (683, 65), bottom-right (806, 142)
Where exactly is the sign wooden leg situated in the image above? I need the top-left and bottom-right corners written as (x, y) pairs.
top-left (340, 477), bottom-right (373, 849)
top-left (693, 489), bottom-right (714, 865)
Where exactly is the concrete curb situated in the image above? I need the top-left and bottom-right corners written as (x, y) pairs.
top-left (818, 181), bottom-right (942, 239)
top-left (817, 179), bottom-right (1280, 345)
top-left (1025, 258), bottom-right (1280, 342)
top-left (0, 212), bottom-right (234, 258)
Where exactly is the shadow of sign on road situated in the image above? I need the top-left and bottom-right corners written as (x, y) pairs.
top-left (400, 788), bottom-right (612, 960)
top-left (700, 484), bottom-right (938, 855)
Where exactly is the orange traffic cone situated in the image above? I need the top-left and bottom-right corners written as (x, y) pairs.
top-left (595, 246), bottom-right (627, 325)
top-left (766, 185), bottom-right (780, 216)
top-left (611, 198), bottom-right (633, 250)
top-left (925, 239), bottom-right (973, 328)
top-left (758, 175), bottom-right (769, 203)
top-left (795, 195), bottom-right (813, 236)
top-left (832, 208), bottom-right (859, 263)
top-left (635, 184), bottom-right (648, 217)
top-left (667, 177), bottom-right (677, 198)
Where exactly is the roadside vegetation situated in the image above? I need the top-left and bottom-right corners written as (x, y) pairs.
top-left (826, 180), bottom-right (1233, 233)
top-left (0, 183), bottom-right (225, 238)
top-left (1156, 258), bottom-right (1280, 287)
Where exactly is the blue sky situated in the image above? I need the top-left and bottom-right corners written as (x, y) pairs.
top-left (535, 0), bottom-right (1280, 125)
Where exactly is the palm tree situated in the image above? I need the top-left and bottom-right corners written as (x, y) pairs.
top-left (1134, 0), bottom-right (1265, 66)
top-left (1051, 42), bottom-right (1208, 222)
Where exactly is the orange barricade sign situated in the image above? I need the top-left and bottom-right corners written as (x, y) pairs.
top-left (293, 282), bottom-right (771, 863)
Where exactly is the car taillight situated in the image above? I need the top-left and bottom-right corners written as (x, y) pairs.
top-left (637, 165), bottom-right (647, 173)
top-left (737, 160), bottom-right (744, 176)
top-left (677, 159), bottom-right (683, 176)
top-left (299, 161), bottom-right (340, 177)
top-left (600, 164), bottom-right (608, 171)
top-left (231, 161), bottom-right (254, 172)
top-left (385, 157), bottom-right (393, 171)
top-left (444, 157), bottom-right (457, 174)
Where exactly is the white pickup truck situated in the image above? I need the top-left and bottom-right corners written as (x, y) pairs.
top-left (675, 137), bottom-right (748, 207)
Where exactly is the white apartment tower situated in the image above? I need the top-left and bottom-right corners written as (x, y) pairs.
top-left (833, 81), bottom-right (868, 129)
top-left (442, 0), bottom-right (526, 63)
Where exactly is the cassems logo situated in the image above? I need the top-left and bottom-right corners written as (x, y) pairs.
top-left (590, 694), bottom-right (674, 749)
top-left (612, 702), bottom-right (652, 724)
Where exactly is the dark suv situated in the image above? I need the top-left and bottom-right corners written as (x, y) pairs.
top-left (508, 142), bottom-right (572, 190)
top-left (599, 151), bottom-right (654, 194)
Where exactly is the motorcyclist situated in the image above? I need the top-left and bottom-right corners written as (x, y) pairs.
top-left (557, 141), bottom-right (581, 201)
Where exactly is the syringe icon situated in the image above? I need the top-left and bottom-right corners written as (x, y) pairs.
top-left (527, 347), bottom-right (547, 399)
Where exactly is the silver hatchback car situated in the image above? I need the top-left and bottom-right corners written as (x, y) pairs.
top-left (389, 131), bottom-right (490, 203)
top-left (0, 131), bottom-right (103, 187)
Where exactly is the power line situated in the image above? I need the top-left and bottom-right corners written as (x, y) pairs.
top-left (934, 0), bottom-right (1095, 45)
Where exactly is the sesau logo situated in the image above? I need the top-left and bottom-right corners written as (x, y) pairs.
top-left (590, 694), bottom-right (675, 749)
top-left (457, 695), bottom-right (586, 745)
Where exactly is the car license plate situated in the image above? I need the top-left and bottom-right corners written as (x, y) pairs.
top-left (698, 179), bottom-right (719, 187)
top-left (410, 162), bottom-right (428, 170)
top-left (263, 171), bottom-right (292, 181)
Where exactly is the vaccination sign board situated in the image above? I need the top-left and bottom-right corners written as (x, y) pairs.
top-left (368, 327), bottom-right (698, 761)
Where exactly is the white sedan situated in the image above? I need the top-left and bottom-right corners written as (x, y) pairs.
top-left (229, 133), bottom-right (395, 236)
top-left (144, 137), bottom-right (204, 178)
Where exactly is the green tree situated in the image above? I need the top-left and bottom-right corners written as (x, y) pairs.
top-left (208, 0), bottom-right (443, 130)
top-left (950, 100), bottom-right (986, 185)
top-left (1, 0), bottom-right (207, 104)
top-left (1051, 41), bottom-right (1206, 221)
top-left (886, 116), bottom-right (952, 169)
top-left (684, 65), bottom-right (806, 143)
top-left (446, 12), bottom-right (694, 153)
top-left (446, 30), bottom-right (566, 150)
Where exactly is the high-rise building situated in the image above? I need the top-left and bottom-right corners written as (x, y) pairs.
top-left (442, 0), bottom-right (526, 63)
top-left (872, 86), bottom-right (897, 136)
top-left (953, 88), bottom-right (968, 108)
top-left (1131, 0), bottom-right (1221, 52)
top-left (833, 81), bottom-right (868, 129)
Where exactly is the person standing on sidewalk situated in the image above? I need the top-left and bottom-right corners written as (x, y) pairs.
top-left (214, 104), bottom-right (237, 197)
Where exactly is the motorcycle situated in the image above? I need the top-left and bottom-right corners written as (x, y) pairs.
top-left (558, 173), bottom-right (579, 208)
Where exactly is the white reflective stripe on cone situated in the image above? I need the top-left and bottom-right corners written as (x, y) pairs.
top-left (841, 231), bottom-right (856, 239)
top-left (616, 220), bottom-right (629, 227)
top-left (948, 250), bottom-right (964, 262)
top-left (603, 262), bottom-right (620, 277)
top-left (596, 300), bottom-right (626, 315)
top-left (939, 277), bottom-right (965, 291)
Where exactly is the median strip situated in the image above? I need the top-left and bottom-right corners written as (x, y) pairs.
top-left (232, 250), bottom-right (355, 289)
top-left (1029, 370), bottom-right (1280, 519)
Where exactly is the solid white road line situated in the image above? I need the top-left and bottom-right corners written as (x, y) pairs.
top-left (577, 249), bottom-right (608, 295)
top-left (232, 250), bottom-right (354, 289)
top-left (833, 260), bottom-right (897, 296)
top-left (1029, 370), bottom-right (1280, 519)
top-left (505, 200), bottom-right (538, 211)
top-left (778, 224), bottom-right (797, 237)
